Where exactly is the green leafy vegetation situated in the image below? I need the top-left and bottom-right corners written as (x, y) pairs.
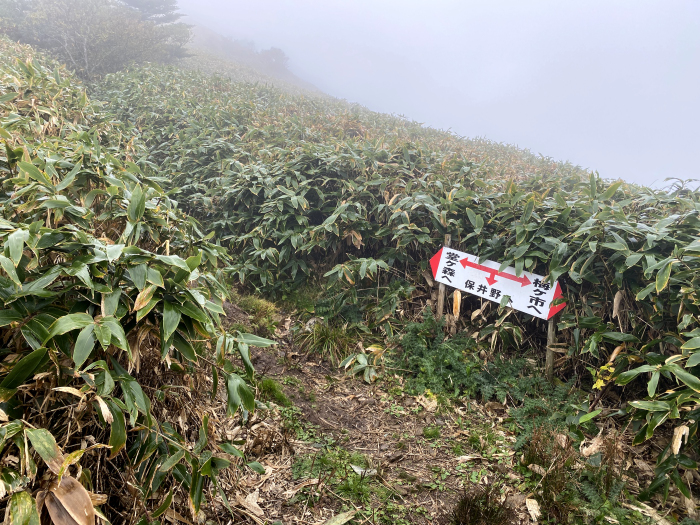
top-left (1, 6), bottom-right (700, 520)
top-left (0, 38), bottom-right (272, 521)
top-left (96, 59), bottom-right (700, 500)
top-left (292, 448), bottom-right (387, 505)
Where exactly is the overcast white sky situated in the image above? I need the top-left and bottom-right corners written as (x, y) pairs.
top-left (177, 0), bottom-right (700, 187)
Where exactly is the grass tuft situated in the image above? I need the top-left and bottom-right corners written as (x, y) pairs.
top-left (441, 481), bottom-right (515, 525)
top-left (258, 378), bottom-right (292, 407)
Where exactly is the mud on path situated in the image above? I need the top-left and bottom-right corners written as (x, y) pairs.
top-left (214, 338), bottom-right (533, 525)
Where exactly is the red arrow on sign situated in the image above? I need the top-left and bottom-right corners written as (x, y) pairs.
top-left (460, 258), bottom-right (532, 287)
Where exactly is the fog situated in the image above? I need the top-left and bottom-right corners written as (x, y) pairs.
top-left (177, 0), bottom-right (700, 187)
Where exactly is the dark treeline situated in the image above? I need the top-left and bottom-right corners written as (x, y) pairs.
top-left (0, 0), bottom-right (190, 78)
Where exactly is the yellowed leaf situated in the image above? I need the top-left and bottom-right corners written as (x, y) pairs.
top-left (94, 396), bottom-right (113, 424)
top-left (53, 387), bottom-right (85, 399)
top-left (133, 285), bottom-right (156, 311)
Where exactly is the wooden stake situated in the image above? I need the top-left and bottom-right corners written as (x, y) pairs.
top-left (436, 234), bottom-right (451, 320)
top-left (437, 283), bottom-right (446, 320)
top-left (449, 291), bottom-right (461, 335)
top-left (546, 317), bottom-right (555, 383)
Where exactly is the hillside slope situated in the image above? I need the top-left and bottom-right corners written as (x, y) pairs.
top-left (94, 62), bottom-right (700, 522)
top-left (182, 23), bottom-right (321, 95)
top-left (2, 33), bottom-right (700, 525)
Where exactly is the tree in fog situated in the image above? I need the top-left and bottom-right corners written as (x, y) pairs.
top-left (0, 0), bottom-right (191, 78)
top-left (260, 47), bottom-right (289, 73)
top-left (119, 0), bottom-right (190, 59)
top-left (120, 0), bottom-right (182, 24)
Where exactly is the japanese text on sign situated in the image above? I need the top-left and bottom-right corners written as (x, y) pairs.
top-left (430, 247), bottom-right (566, 320)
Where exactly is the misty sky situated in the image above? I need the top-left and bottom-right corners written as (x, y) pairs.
top-left (177, 0), bottom-right (700, 187)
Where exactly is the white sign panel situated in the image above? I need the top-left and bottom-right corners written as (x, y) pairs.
top-left (430, 247), bottom-right (566, 320)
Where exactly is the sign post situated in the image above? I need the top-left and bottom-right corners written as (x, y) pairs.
top-left (430, 246), bottom-right (566, 381)
top-left (430, 247), bottom-right (566, 320)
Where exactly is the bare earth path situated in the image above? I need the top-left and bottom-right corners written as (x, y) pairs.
top-left (206, 339), bottom-right (532, 525)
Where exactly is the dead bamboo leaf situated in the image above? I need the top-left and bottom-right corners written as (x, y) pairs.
top-left (528, 464), bottom-right (547, 477)
top-left (322, 511), bottom-right (357, 525)
top-left (581, 432), bottom-right (604, 457)
top-left (39, 476), bottom-right (95, 525)
top-left (612, 290), bottom-right (623, 319)
top-left (671, 424), bottom-right (689, 455)
top-left (94, 396), bottom-right (113, 424)
top-left (455, 454), bottom-right (482, 462)
top-left (452, 290), bottom-right (461, 319)
top-left (282, 478), bottom-right (319, 497)
top-left (525, 498), bottom-right (541, 521)
top-left (621, 502), bottom-right (672, 525)
top-left (236, 490), bottom-right (264, 518)
top-left (416, 395), bottom-right (437, 412)
top-left (164, 508), bottom-right (193, 525)
top-left (88, 492), bottom-right (107, 506)
top-left (350, 464), bottom-right (377, 477)
top-left (53, 387), bottom-right (86, 399)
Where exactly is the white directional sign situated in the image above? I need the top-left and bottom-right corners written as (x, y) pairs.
top-left (430, 247), bottom-right (566, 320)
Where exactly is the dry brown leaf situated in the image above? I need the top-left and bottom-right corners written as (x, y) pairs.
top-left (416, 395), bottom-right (437, 412)
top-left (580, 432), bottom-right (604, 457)
top-left (88, 492), bottom-right (108, 506)
top-left (682, 495), bottom-right (697, 519)
top-left (237, 490), bottom-right (264, 517)
top-left (612, 290), bottom-right (623, 319)
top-left (528, 464), bottom-right (547, 477)
top-left (633, 458), bottom-right (653, 474)
top-left (40, 476), bottom-right (95, 525)
top-left (671, 424), bottom-right (689, 455)
top-left (164, 508), bottom-right (193, 525)
top-left (93, 396), bottom-right (113, 424)
top-left (525, 498), bottom-right (541, 521)
top-left (555, 434), bottom-right (569, 449)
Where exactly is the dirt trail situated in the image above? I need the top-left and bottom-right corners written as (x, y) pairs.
top-left (213, 340), bottom-right (532, 525)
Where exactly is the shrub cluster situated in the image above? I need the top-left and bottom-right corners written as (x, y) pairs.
top-left (0, 39), bottom-right (270, 521)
